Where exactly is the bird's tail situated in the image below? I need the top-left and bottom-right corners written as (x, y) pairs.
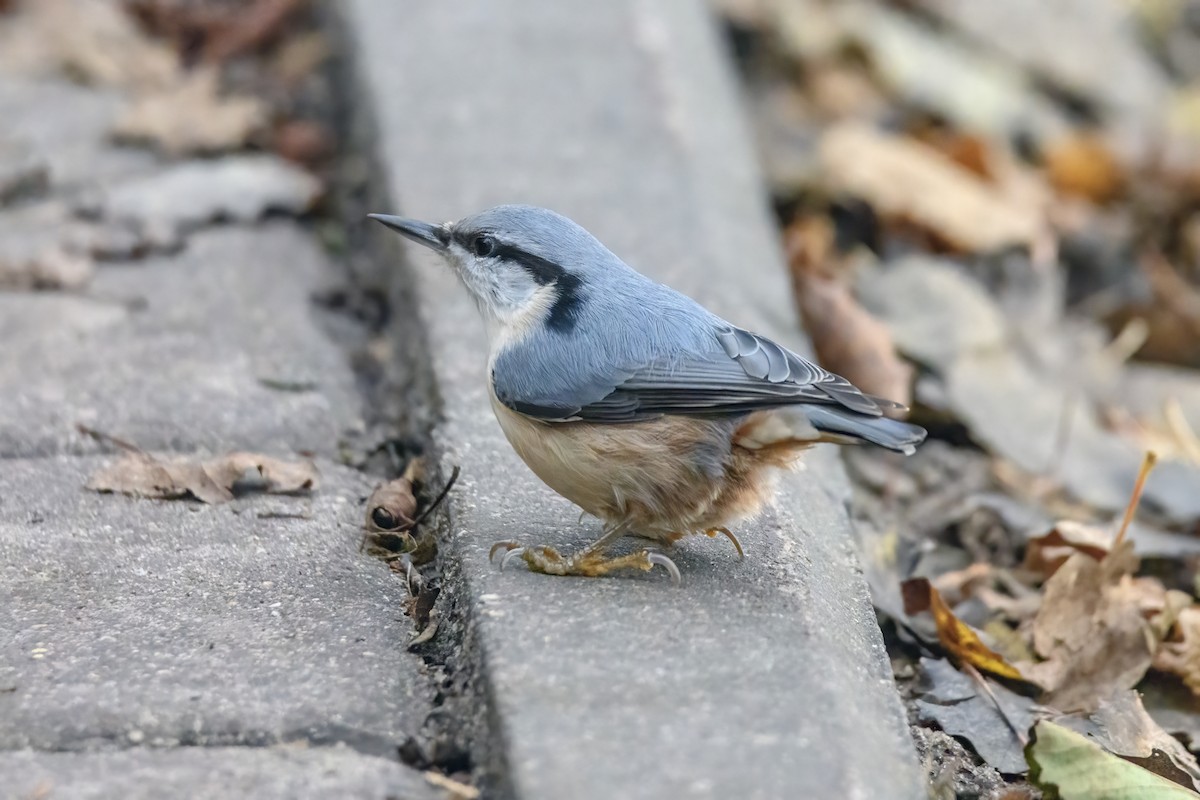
top-left (734, 405), bottom-right (927, 456)
top-left (802, 406), bottom-right (927, 455)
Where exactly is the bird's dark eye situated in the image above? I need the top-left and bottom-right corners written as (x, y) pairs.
top-left (471, 234), bottom-right (496, 257)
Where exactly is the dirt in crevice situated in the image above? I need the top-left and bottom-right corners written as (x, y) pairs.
top-left (311, 5), bottom-right (493, 794)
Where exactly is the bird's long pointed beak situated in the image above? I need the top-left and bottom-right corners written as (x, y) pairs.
top-left (367, 213), bottom-right (449, 252)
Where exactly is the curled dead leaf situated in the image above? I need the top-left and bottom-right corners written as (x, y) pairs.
top-left (86, 449), bottom-right (318, 504)
top-left (785, 215), bottom-right (913, 408)
top-left (1043, 133), bottom-right (1125, 203)
top-left (113, 68), bottom-right (267, 155)
top-left (362, 464), bottom-right (459, 567)
top-left (1155, 607), bottom-right (1200, 700)
top-left (1062, 690), bottom-right (1200, 790)
top-left (1024, 520), bottom-right (1112, 578)
top-left (901, 576), bottom-right (1025, 681)
top-left (128, 0), bottom-right (308, 64)
top-left (819, 122), bottom-right (1047, 253)
top-left (4, 0), bottom-right (179, 90)
top-left (1022, 542), bottom-right (1156, 712)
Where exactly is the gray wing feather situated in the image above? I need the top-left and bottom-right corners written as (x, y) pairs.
top-left (496, 324), bottom-right (893, 422)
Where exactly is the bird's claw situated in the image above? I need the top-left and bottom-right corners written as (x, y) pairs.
top-left (488, 540), bottom-right (521, 562)
top-left (499, 547), bottom-right (527, 572)
top-left (647, 551), bottom-right (681, 585)
top-left (705, 526), bottom-right (745, 560)
top-left (486, 540), bottom-right (680, 584)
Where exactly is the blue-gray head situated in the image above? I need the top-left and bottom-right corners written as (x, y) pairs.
top-left (369, 205), bottom-right (640, 344)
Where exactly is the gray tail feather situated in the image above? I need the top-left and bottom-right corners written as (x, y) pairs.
top-left (804, 406), bottom-right (927, 456)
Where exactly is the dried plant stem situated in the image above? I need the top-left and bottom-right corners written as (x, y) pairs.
top-left (1113, 451), bottom-right (1159, 549)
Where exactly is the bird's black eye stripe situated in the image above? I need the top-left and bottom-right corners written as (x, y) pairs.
top-left (450, 231), bottom-right (564, 286)
top-left (449, 230), bottom-right (582, 332)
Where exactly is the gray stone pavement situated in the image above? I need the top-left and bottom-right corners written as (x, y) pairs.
top-left (345, 0), bottom-right (924, 798)
top-left (0, 78), bottom-right (439, 795)
top-left (1, 225), bottom-right (362, 459)
top-left (2, 746), bottom-right (434, 800)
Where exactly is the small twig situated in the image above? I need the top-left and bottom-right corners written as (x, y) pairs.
top-left (423, 770), bottom-right (479, 800)
top-left (408, 465), bottom-right (461, 530)
top-left (75, 424), bottom-right (146, 454)
top-left (1113, 450), bottom-right (1159, 549)
top-left (962, 661), bottom-right (1028, 747)
top-left (1102, 316), bottom-right (1150, 365)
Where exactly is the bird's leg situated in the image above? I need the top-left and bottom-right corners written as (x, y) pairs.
top-left (704, 527), bottom-right (745, 560)
top-left (488, 522), bottom-right (680, 583)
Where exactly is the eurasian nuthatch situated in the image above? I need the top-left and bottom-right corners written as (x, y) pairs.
top-left (370, 205), bottom-right (926, 582)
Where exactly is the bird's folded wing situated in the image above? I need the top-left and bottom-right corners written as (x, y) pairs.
top-left (495, 326), bottom-right (899, 423)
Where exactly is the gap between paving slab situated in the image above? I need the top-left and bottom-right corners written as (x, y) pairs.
top-left (340, 0), bottom-right (924, 797)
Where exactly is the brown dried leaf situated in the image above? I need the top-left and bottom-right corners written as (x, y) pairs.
top-left (819, 123), bottom-right (1046, 252)
top-left (1058, 690), bottom-right (1200, 791)
top-left (1155, 607), bottom-right (1200, 699)
top-left (113, 67), bottom-right (267, 155)
top-left (128, 0), bottom-right (307, 64)
top-left (201, 0), bottom-right (305, 63)
top-left (0, 247), bottom-right (93, 291)
top-left (1043, 134), bottom-right (1125, 203)
top-left (364, 474), bottom-right (419, 534)
top-left (1024, 520), bottom-right (1113, 578)
top-left (786, 216), bottom-right (913, 407)
top-left (87, 450), bottom-right (318, 504)
top-left (1023, 543), bottom-right (1156, 712)
top-left (901, 577), bottom-right (1025, 681)
top-left (0, 0), bottom-right (178, 89)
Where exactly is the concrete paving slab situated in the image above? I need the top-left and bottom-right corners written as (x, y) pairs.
top-left (0, 77), bottom-right (159, 190)
top-left (1, 746), bottom-right (438, 800)
top-left (343, 0), bottom-right (923, 797)
top-left (0, 456), bottom-right (432, 754)
top-left (0, 223), bottom-right (363, 458)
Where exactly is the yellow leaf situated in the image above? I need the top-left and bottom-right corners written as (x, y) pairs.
top-left (901, 577), bottom-right (1024, 681)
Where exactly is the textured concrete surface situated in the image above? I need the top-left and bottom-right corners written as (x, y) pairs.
top-left (0, 2), bottom-right (451, 795)
top-left (0, 224), bottom-right (363, 459)
top-left (1, 746), bottom-right (437, 800)
top-left (345, 0), bottom-right (923, 798)
top-left (0, 457), bottom-right (430, 754)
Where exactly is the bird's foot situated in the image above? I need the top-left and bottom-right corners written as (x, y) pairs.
top-left (488, 540), bottom-right (680, 584)
top-left (704, 527), bottom-right (745, 560)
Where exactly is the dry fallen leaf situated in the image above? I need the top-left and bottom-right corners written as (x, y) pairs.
top-left (362, 463), bottom-right (458, 568)
top-left (113, 67), bottom-right (267, 155)
top-left (1043, 133), bottom-right (1125, 203)
top-left (785, 215), bottom-right (914, 407)
top-left (0, 247), bottom-right (93, 291)
top-left (1156, 607), bottom-right (1200, 699)
top-left (128, 0), bottom-right (307, 64)
top-left (0, 0), bottom-right (178, 89)
top-left (915, 656), bottom-right (1041, 774)
top-left (87, 450), bottom-right (318, 504)
top-left (1058, 690), bottom-right (1200, 791)
top-left (0, 201), bottom-right (96, 291)
top-left (902, 576), bottom-right (1025, 681)
top-left (1022, 541), bottom-right (1156, 712)
top-left (819, 122), bottom-right (1046, 253)
top-left (1024, 520), bottom-right (1113, 578)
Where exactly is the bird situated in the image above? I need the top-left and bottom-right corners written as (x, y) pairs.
top-left (369, 205), bottom-right (926, 583)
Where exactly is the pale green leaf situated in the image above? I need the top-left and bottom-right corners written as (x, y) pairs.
top-left (1028, 721), bottom-right (1200, 800)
